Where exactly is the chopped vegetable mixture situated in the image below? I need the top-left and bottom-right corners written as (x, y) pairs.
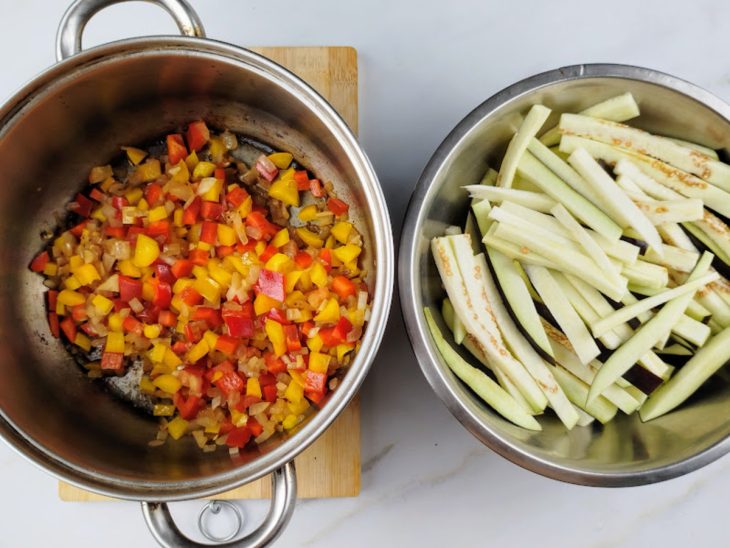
top-left (30, 121), bottom-right (371, 452)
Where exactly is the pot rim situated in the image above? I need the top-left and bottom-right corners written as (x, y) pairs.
top-left (0, 35), bottom-right (394, 501)
top-left (398, 62), bottom-right (730, 487)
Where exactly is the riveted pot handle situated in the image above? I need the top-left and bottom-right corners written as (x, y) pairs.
top-left (55, 0), bottom-right (205, 61)
top-left (141, 462), bottom-right (297, 548)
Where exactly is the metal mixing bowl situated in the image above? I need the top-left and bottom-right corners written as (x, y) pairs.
top-left (0, 0), bottom-right (393, 545)
top-left (399, 63), bottom-right (730, 487)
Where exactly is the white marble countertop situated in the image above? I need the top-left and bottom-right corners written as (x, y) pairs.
top-left (2, 0), bottom-right (730, 546)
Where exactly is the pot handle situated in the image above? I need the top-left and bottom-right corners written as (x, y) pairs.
top-left (55, 0), bottom-right (206, 61)
top-left (141, 462), bottom-right (297, 547)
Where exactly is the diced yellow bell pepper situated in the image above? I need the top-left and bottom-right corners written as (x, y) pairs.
top-left (307, 334), bottom-right (324, 353)
top-left (163, 347), bottom-right (182, 369)
top-left (208, 137), bottom-right (226, 163)
top-left (139, 375), bottom-right (156, 394)
top-left (43, 262), bottom-right (58, 276)
top-left (105, 332), bottom-right (125, 354)
top-left (230, 409), bottom-right (247, 427)
top-left (315, 298), bottom-right (340, 324)
top-left (100, 177), bottom-right (115, 191)
top-left (268, 177), bottom-right (299, 207)
top-left (123, 146), bottom-right (147, 165)
top-left (293, 309), bottom-right (312, 323)
top-left (333, 244), bottom-right (361, 264)
top-left (296, 227), bottom-right (323, 248)
top-left (205, 421), bottom-right (220, 435)
top-left (271, 228), bottom-right (290, 248)
top-left (69, 255), bottom-right (84, 271)
top-left (64, 276), bottom-right (82, 290)
top-left (148, 206), bottom-right (168, 222)
top-left (92, 294), bottom-right (114, 316)
top-left (325, 234), bottom-right (336, 249)
top-left (254, 293), bottom-right (280, 315)
top-left (246, 377), bottom-right (262, 399)
top-left (337, 343), bottom-right (355, 362)
top-left (154, 374), bottom-right (181, 394)
top-left (208, 259), bottom-right (232, 288)
top-left (153, 404), bottom-right (175, 417)
top-left (135, 158), bottom-right (161, 183)
top-left (148, 343), bottom-right (167, 363)
top-left (185, 150), bottom-right (199, 171)
top-left (142, 279), bottom-right (155, 302)
top-left (132, 234), bottom-right (160, 268)
top-left (58, 289), bottom-right (86, 307)
top-left (284, 379), bottom-right (304, 404)
top-left (193, 277), bottom-right (221, 303)
top-left (125, 187), bottom-right (144, 205)
top-left (268, 152), bottom-right (293, 169)
top-left (168, 160), bottom-right (189, 185)
top-left (143, 324), bottom-right (162, 339)
top-left (279, 167), bottom-right (295, 181)
top-left (285, 271), bottom-right (303, 293)
top-left (238, 195), bottom-right (253, 218)
top-left (310, 262), bottom-right (328, 289)
top-left (282, 414), bottom-right (299, 430)
top-left (74, 263), bottom-right (101, 286)
top-left (167, 416), bottom-right (188, 440)
top-left (118, 259), bottom-right (142, 278)
top-left (217, 224), bottom-right (237, 247)
top-left (74, 333), bottom-right (91, 352)
top-left (287, 398), bottom-right (310, 416)
top-left (173, 208), bottom-right (184, 227)
top-left (91, 207), bottom-right (107, 222)
top-left (309, 351), bottom-right (331, 374)
top-left (137, 198), bottom-right (149, 212)
top-left (298, 205), bottom-right (318, 222)
top-left (187, 339), bottom-right (210, 363)
top-left (265, 319), bottom-right (286, 356)
top-left (202, 330), bottom-right (218, 350)
top-left (331, 222), bottom-right (353, 244)
top-left (55, 301), bottom-right (65, 316)
top-left (255, 241), bottom-right (266, 257)
top-left (108, 313), bottom-right (124, 332)
top-left (200, 178), bottom-right (222, 202)
top-left (223, 255), bottom-right (247, 275)
top-left (172, 277), bottom-right (194, 294)
top-left (197, 241), bottom-right (211, 252)
top-left (192, 265), bottom-right (208, 280)
top-left (265, 253), bottom-right (293, 273)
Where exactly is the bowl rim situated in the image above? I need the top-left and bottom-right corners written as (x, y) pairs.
top-left (398, 62), bottom-right (730, 487)
top-left (0, 35), bottom-right (394, 501)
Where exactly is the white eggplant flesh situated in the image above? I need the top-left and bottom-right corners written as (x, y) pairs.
top-left (497, 105), bottom-right (551, 189)
top-left (463, 185), bottom-right (557, 212)
top-left (550, 365), bottom-right (618, 424)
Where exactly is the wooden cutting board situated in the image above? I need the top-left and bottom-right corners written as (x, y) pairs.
top-left (59, 46), bottom-right (361, 501)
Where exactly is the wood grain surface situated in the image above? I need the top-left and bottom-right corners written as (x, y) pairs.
top-left (59, 46), bottom-right (361, 502)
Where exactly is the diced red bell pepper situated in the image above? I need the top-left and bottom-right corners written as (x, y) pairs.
top-left (219, 419), bottom-right (235, 435)
top-left (30, 251), bottom-right (50, 273)
top-left (191, 306), bottom-right (222, 328)
top-left (111, 196), bottom-right (128, 211)
top-left (123, 315), bottom-right (143, 335)
top-left (222, 309), bottom-right (254, 338)
top-left (104, 225), bottom-right (127, 239)
top-left (47, 312), bottom-right (60, 338)
top-left (215, 370), bottom-right (245, 398)
top-left (225, 186), bottom-right (249, 207)
top-left (184, 322), bottom-right (203, 344)
top-left (72, 193), bottom-right (94, 217)
top-left (145, 183), bottom-right (163, 207)
top-left (101, 351), bottom-right (124, 372)
top-left (153, 262), bottom-right (175, 285)
top-left (166, 134), bottom-right (188, 166)
top-left (246, 417), bottom-right (264, 437)
top-left (255, 155), bottom-right (278, 182)
top-left (119, 275), bottom-right (142, 302)
top-left (214, 168), bottom-right (226, 182)
top-left (303, 370), bottom-right (327, 396)
top-left (69, 220), bottom-right (89, 238)
top-left (215, 335), bottom-right (240, 356)
top-left (200, 201), bottom-right (223, 221)
top-left (174, 393), bottom-right (202, 420)
top-left (309, 179), bottom-right (324, 198)
top-left (146, 220), bottom-right (170, 239)
top-left (151, 280), bottom-right (172, 309)
top-left (188, 248), bottom-right (209, 266)
top-left (319, 248), bottom-right (332, 272)
top-left (266, 307), bottom-right (290, 325)
top-left (158, 309), bottom-right (177, 327)
top-left (259, 372), bottom-right (276, 386)
top-left (80, 322), bottom-right (97, 336)
top-left (186, 120), bottom-right (210, 152)
top-left (200, 221), bottom-right (218, 245)
top-left (180, 286), bottom-right (203, 306)
top-left (283, 324), bottom-right (301, 352)
top-left (319, 326), bottom-right (343, 347)
top-left (327, 197), bottom-right (349, 216)
top-left (235, 395), bottom-right (262, 412)
top-left (294, 251), bottom-right (312, 269)
top-left (300, 321), bottom-right (315, 337)
top-left (332, 275), bottom-right (357, 299)
top-left (332, 316), bottom-right (353, 341)
top-left (245, 211), bottom-right (279, 240)
top-left (294, 170), bottom-right (310, 191)
top-left (216, 245), bottom-right (235, 258)
top-left (172, 340), bottom-right (190, 354)
top-left (171, 259), bottom-right (193, 279)
top-left (256, 269), bottom-right (285, 302)
top-left (262, 384), bottom-right (277, 403)
top-left (89, 188), bottom-right (106, 202)
top-left (47, 290), bottom-right (58, 311)
top-left (71, 304), bottom-right (88, 323)
top-left (225, 426), bottom-right (252, 448)
top-left (264, 351), bottom-right (287, 374)
top-left (182, 196), bottom-right (201, 225)
top-left (259, 244), bottom-right (278, 263)
top-left (137, 304), bottom-right (161, 324)
top-left (126, 226), bottom-right (145, 244)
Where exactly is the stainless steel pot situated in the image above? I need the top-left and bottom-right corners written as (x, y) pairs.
top-left (399, 64), bottom-right (730, 487)
top-left (0, 0), bottom-right (393, 545)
